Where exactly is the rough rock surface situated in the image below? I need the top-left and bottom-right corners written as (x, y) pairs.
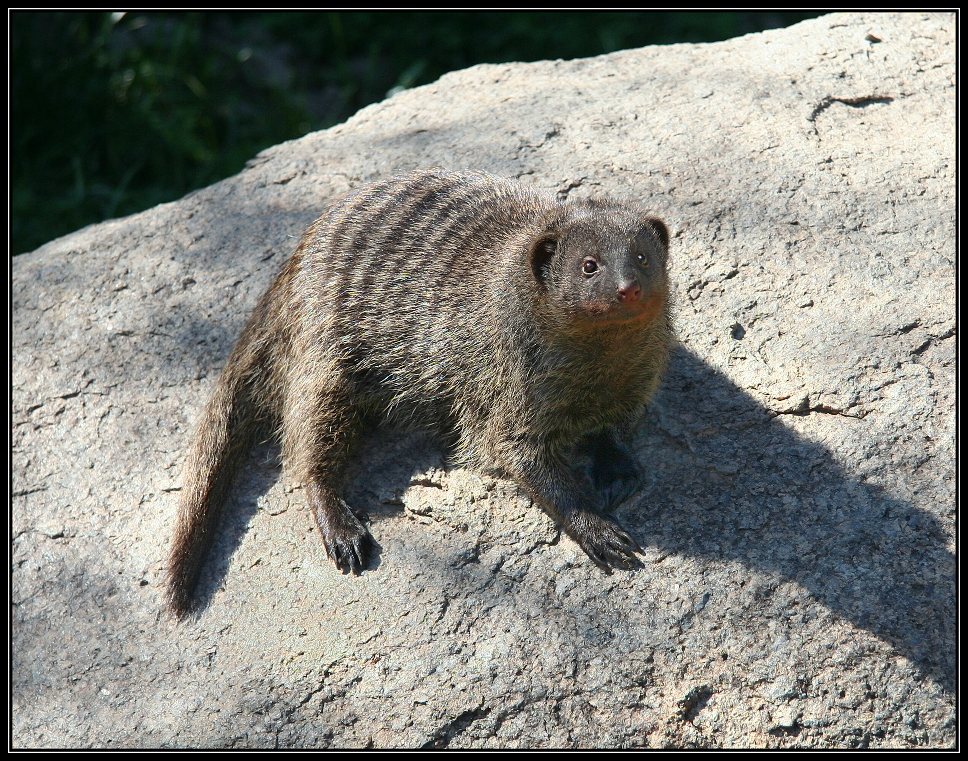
top-left (12, 12), bottom-right (954, 749)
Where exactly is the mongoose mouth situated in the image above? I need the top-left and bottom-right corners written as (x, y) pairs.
top-left (579, 291), bottom-right (666, 327)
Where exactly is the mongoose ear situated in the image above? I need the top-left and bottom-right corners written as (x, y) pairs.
top-left (529, 236), bottom-right (557, 285)
top-left (642, 217), bottom-right (669, 250)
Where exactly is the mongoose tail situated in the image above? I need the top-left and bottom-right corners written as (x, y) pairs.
top-left (165, 306), bottom-right (271, 619)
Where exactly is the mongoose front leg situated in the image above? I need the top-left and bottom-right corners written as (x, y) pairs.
top-left (306, 479), bottom-right (376, 574)
top-left (580, 430), bottom-right (645, 512)
top-left (513, 452), bottom-right (643, 572)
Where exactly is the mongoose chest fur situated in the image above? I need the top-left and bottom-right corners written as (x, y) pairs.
top-left (167, 168), bottom-right (673, 617)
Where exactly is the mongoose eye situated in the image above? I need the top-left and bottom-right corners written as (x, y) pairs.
top-left (582, 258), bottom-right (599, 275)
top-left (636, 252), bottom-right (649, 267)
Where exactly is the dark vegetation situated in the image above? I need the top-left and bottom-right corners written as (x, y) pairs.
top-left (11, 11), bottom-right (818, 254)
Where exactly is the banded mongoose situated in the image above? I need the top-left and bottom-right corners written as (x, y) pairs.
top-left (167, 168), bottom-right (672, 618)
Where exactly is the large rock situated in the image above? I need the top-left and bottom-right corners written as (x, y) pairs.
top-left (13, 12), bottom-right (954, 748)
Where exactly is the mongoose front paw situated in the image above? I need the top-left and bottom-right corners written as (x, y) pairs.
top-left (583, 433), bottom-right (646, 511)
top-left (565, 511), bottom-right (643, 572)
top-left (591, 456), bottom-right (645, 512)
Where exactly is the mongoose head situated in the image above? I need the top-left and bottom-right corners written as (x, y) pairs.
top-left (529, 204), bottom-right (669, 328)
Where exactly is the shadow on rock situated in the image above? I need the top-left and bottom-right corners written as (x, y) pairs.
top-left (634, 346), bottom-right (954, 693)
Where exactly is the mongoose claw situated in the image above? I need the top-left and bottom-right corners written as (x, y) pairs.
top-left (323, 527), bottom-right (376, 575)
top-left (566, 511), bottom-right (643, 573)
top-left (316, 503), bottom-right (378, 574)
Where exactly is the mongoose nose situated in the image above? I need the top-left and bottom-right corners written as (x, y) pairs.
top-left (616, 281), bottom-right (642, 303)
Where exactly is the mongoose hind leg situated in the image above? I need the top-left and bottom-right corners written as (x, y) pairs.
top-left (512, 448), bottom-right (642, 572)
top-left (306, 478), bottom-right (376, 575)
top-left (581, 430), bottom-right (645, 512)
top-left (283, 375), bottom-right (378, 575)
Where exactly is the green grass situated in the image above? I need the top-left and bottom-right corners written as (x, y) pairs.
top-left (11, 11), bottom-right (819, 255)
